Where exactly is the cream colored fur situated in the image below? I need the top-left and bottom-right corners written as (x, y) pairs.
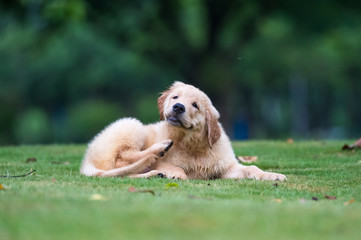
top-left (80, 82), bottom-right (286, 181)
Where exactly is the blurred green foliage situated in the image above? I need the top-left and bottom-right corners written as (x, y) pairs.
top-left (14, 108), bottom-right (51, 143)
top-left (66, 100), bottom-right (121, 142)
top-left (0, 0), bottom-right (360, 144)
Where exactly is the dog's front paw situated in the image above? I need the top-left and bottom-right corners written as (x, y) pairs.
top-left (245, 166), bottom-right (287, 181)
top-left (161, 171), bottom-right (188, 180)
top-left (261, 172), bottom-right (287, 181)
top-left (157, 172), bottom-right (166, 178)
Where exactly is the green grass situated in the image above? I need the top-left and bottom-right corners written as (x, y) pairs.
top-left (0, 141), bottom-right (360, 240)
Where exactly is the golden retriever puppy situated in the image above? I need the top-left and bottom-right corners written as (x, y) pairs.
top-left (80, 82), bottom-right (286, 181)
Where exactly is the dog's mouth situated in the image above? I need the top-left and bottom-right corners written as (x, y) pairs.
top-left (166, 115), bottom-right (193, 129)
top-left (167, 115), bottom-right (182, 127)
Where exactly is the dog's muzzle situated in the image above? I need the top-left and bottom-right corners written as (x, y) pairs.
top-left (167, 103), bottom-right (186, 127)
top-left (172, 103), bottom-right (185, 114)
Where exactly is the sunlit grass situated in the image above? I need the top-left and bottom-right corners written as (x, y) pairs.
top-left (0, 141), bottom-right (360, 240)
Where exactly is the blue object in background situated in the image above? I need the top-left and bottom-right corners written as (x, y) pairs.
top-left (233, 118), bottom-right (249, 140)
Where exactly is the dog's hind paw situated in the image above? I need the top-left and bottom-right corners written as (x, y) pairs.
top-left (164, 140), bottom-right (173, 152)
top-left (150, 139), bottom-right (173, 157)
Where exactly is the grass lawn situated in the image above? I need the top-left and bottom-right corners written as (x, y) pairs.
top-left (0, 141), bottom-right (360, 240)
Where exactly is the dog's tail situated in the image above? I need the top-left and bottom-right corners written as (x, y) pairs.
top-left (80, 160), bottom-right (104, 176)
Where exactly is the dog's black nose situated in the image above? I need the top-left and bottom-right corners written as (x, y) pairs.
top-left (173, 103), bottom-right (185, 114)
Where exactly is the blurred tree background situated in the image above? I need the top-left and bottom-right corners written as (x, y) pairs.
top-left (0, 0), bottom-right (360, 145)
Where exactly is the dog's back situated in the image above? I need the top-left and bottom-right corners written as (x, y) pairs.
top-left (80, 118), bottom-right (145, 176)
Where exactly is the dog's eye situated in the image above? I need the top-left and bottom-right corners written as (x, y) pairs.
top-left (192, 102), bottom-right (199, 109)
top-left (173, 96), bottom-right (178, 99)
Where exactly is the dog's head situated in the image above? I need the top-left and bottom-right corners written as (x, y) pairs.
top-left (157, 82), bottom-right (221, 147)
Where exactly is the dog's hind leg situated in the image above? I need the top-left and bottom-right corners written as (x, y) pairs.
top-left (97, 155), bottom-right (157, 177)
top-left (128, 170), bottom-right (166, 179)
top-left (98, 140), bottom-right (173, 177)
top-left (116, 140), bottom-right (173, 167)
top-left (128, 161), bottom-right (188, 180)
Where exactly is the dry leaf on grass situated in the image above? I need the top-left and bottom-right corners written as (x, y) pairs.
top-left (51, 161), bottom-right (70, 165)
top-left (237, 156), bottom-right (258, 163)
top-left (324, 195), bottom-right (337, 200)
top-left (342, 138), bottom-right (361, 150)
top-left (0, 184), bottom-right (5, 190)
top-left (26, 158), bottom-right (37, 163)
top-left (128, 187), bottom-right (155, 196)
top-left (344, 198), bottom-right (355, 206)
top-left (272, 199), bottom-right (282, 203)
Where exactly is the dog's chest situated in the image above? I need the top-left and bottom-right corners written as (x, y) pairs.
top-left (166, 150), bottom-right (226, 180)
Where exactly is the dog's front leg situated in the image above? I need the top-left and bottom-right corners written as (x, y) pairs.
top-left (222, 164), bottom-right (287, 181)
top-left (128, 163), bottom-right (187, 180)
top-left (153, 161), bottom-right (188, 180)
top-left (128, 170), bottom-right (166, 179)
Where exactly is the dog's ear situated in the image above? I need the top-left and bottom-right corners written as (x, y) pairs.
top-left (206, 106), bottom-right (221, 148)
top-left (158, 89), bottom-right (170, 120)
